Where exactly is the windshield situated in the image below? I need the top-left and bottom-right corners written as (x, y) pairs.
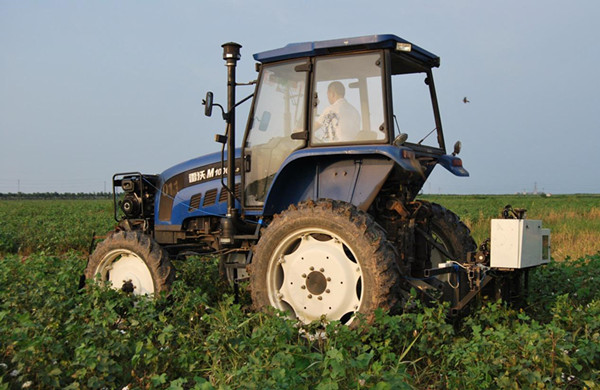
top-left (391, 72), bottom-right (439, 147)
top-left (389, 49), bottom-right (442, 150)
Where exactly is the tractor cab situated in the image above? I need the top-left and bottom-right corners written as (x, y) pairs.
top-left (241, 34), bottom-right (464, 215)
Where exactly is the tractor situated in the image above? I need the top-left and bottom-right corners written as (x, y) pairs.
top-left (86, 34), bottom-right (551, 325)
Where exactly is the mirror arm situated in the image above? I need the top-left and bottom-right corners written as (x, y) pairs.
top-left (208, 103), bottom-right (227, 121)
top-left (217, 93), bottom-right (254, 123)
top-left (231, 93), bottom-right (254, 111)
top-left (236, 80), bottom-right (257, 86)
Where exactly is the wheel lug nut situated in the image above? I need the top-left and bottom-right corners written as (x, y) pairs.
top-left (309, 266), bottom-right (314, 271)
top-left (302, 273), bottom-right (307, 278)
top-left (301, 285), bottom-right (306, 290)
top-left (308, 294), bottom-right (313, 299)
top-left (326, 289), bottom-right (330, 293)
top-left (327, 277), bottom-right (331, 282)
top-left (318, 296), bottom-right (323, 300)
top-left (320, 268), bottom-right (324, 272)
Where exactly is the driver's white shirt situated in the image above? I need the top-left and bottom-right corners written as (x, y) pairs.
top-left (319, 98), bottom-right (360, 142)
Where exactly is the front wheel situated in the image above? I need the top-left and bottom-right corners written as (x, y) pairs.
top-left (250, 200), bottom-right (400, 326)
top-left (86, 230), bottom-right (174, 295)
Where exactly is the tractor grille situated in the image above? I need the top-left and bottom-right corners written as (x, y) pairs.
top-left (188, 193), bottom-right (203, 211)
top-left (218, 183), bottom-right (241, 203)
top-left (203, 189), bottom-right (218, 207)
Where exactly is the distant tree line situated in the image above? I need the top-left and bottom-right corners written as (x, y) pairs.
top-left (0, 192), bottom-right (113, 200)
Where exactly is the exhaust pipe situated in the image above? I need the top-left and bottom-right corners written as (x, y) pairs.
top-left (221, 42), bottom-right (241, 245)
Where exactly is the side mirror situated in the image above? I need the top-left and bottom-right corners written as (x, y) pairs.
top-left (203, 92), bottom-right (214, 117)
top-left (393, 133), bottom-right (408, 147)
top-left (258, 111), bottom-right (271, 131)
top-left (452, 140), bottom-right (462, 156)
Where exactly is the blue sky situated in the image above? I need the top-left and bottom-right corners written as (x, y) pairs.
top-left (1, 1), bottom-right (599, 194)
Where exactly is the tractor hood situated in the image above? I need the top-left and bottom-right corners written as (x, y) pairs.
top-left (154, 149), bottom-right (242, 226)
top-left (159, 149), bottom-right (241, 186)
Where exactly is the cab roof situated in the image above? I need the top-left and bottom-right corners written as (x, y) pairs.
top-left (253, 34), bottom-right (440, 68)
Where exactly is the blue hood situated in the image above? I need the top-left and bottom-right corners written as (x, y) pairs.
top-left (159, 150), bottom-right (233, 182)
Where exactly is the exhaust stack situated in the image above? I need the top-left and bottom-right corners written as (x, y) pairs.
top-left (221, 42), bottom-right (241, 244)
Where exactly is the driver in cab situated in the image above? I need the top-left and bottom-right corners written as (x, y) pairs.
top-left (314, 81), bottom-right (360, 142)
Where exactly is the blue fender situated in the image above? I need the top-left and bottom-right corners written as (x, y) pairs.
top-left (437, 154), bottom-right (469, 177)
top-left (261, 145), bottom-right (420, 215)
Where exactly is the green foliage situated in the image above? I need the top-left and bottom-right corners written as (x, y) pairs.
top-left (529, 255), bottom-right (600, 318)
top-left (0, 199), bottom-right (114, 255)
top-left (1, 198), bottom-right (599, 388)
top-left (420, 194), bottom-right (600, 260)
top-left (2, 195), bottom-right (598, 258)
top-left (1, 253), bottom-right (599, 389)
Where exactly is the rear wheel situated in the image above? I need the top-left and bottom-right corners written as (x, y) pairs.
top-left (411, 202), bottom-right (477, 309)
top-left (86, 230), bottom-right (174, 295)
top-left (250, 200), bottom-right (400, 326)
top-left (427, 202), bottom-right (477, 269)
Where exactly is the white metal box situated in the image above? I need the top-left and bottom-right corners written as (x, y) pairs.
top-left (490, 219), bottom-right (551, 269)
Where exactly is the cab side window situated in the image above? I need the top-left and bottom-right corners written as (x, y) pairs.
top-left (311, 53), bottom-right (386, 145)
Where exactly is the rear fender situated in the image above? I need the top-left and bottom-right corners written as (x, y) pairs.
top-left (437, 155), bottom-right (469, 177)
top-left (262, 146), bottom-right (416, 215)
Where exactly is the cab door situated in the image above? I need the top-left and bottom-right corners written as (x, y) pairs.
top-left (243, 60), bottom-right (309, 208)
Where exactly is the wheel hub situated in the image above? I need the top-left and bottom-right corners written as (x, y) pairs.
top-left (269, 232), bottom-right (363, 324)
top-left (306, 271), bottom-right (327, 295)
top-left (98, 249), bottom-right (155, 295)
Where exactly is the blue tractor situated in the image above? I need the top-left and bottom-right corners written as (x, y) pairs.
top-left (86, 35), bottom-right (549, 325)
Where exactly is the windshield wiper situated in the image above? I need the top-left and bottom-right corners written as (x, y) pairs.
top-left (417, 127), bottom-right (437, 145)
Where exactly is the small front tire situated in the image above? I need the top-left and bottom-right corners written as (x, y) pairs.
top-left (86, 230), bottom-right (174, 295)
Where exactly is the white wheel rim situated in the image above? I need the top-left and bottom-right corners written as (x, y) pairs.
top-left (266, 228), bottom-right (363, 325)
top-left (96, 249), bottom-right (155, 295)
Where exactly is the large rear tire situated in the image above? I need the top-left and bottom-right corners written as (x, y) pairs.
top-left (419, 202), bottom-right (478, 312)
top-left (250, 200), bottom-right (400, 326)
top-left (86, 230), bottom-right (174, 295)
top-left (427, 202), bottom-right (477, 269)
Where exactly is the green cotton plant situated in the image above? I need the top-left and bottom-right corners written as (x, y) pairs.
top-left (0, 225), bottom-right (18, 253)
top-left (0, 254), bottom-right (206, 388)
top-left (435, 294), bottom-right (600, 389)
top-left (1, 207), bottom-right (600, 389)
top-left (0, 199), bottom-right (114, 255)
top-left (540, 256), bottom-right (600, 299)
top-left (2, 194), bottom-right (599, 258)
top-left (198, 297), bottom-right (303, 387)
top-left (550, 294), bottom-right (600, 384)
top-left (315, 316), bottom-right (415, 389)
